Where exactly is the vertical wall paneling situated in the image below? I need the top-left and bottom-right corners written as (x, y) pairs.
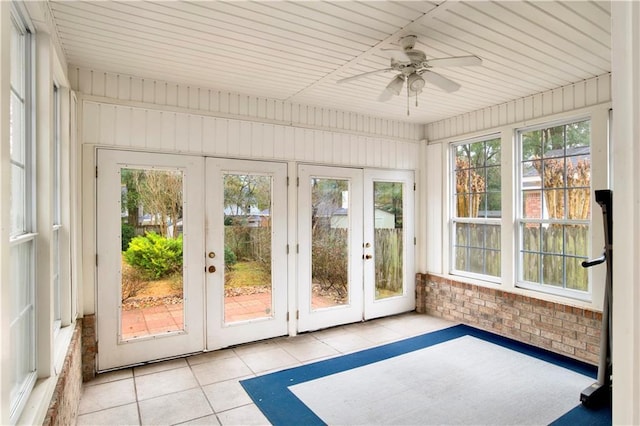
top-left (425, 143), bottom-right (443, 274)
top-left (146, 110), bottom-right (162, 150)
top-left (426, 74), bottom-right (611, 142)
top-left (188, 87), bottom-right (199, 110)
top-left (92, 71), bottom-right (105, 97)
top-left (118, 76), bottom-right (130, 101)
top-left (188, 115), bottom-right (203, 154)
top-left (81, 100), bottom-right (420, 169)
top-left (131, 109), bottom-right (146, 148)
top-left (161, 112), bottom-right (176, 152)
top-left (166, 83), bottom-right (178, 107)
top-left (143, 80), bottom-right (155, 104)
top-left (115, 107), bottom-right (131, 147)
top-left (105, 74), bottom-right (118, 99)
top-left (98, 104), bottom-right (115, 145)
top-left (130, 78), bottom-right (143, 103)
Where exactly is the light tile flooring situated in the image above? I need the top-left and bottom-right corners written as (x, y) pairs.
top-left (77, 313), bottom-right (455, 426)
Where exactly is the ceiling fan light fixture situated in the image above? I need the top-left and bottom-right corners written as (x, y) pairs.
top-left (385, 75), bottom-right (405, 96)
top-left (407, 73), bottom-right (425, 93)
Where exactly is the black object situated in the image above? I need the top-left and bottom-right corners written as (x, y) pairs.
top-left (580, 189), bottom-right (612, 409)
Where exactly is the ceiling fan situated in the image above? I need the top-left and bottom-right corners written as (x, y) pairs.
top-left (337, 35), bottom-right (482, 112)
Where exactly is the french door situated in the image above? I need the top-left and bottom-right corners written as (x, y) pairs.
top-left (97, 150), bottom-right (205, 370)
top-left (96, 150), bottom-right (288, 370)
top-left (297, 165), bottom-right (415, 332)
top-left (205, 158), bottom-right (288, 350)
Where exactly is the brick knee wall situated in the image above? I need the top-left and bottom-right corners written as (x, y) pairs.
top-left (82, 314), bottom-right (97, 382)
top-left (43, 320), bottom-right (83, 426)
top-left (416, 273), bottom-right (602, 365)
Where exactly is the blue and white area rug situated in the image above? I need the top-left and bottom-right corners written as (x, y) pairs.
top-left (240, 324), bottom-right (611, 425)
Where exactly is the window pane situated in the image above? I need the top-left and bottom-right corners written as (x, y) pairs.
top-left (518, 120), bottom-right (591, 293)
top-left (10, 240), bottom-right (36, 409)
top-left (564, 225), bottom-right (589, 257)
top-left (542, 188), bottom-right (565, 219)
top-left (566, 257), bottom-right (588, 291)
top-left (311, 178), bottom-right (349, 309)
top-left (542, 254), bottom-right (564, 287)
top-left (451, 137), bottom-right (501, 280)
top-left (223, 174), bottom-right (273, 323)
top-left (120, 168), bottom-right (185, 340)
top-left (374, 181), bottom-right (404, 300)
top-left (542, 225), bottom-right (564, 255)
top-left (522, 190), bottom-right (542, 219)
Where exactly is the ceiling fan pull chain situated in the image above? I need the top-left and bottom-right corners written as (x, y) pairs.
top-left (407, 84), bottom-right (410, 116)
top-left (416, 92), bottom-right (419, 107)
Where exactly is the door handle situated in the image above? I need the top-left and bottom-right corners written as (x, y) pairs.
top-left (365, 254), bottom-right (373, 260)
top-left (208, 265), bottom-right (216, 273)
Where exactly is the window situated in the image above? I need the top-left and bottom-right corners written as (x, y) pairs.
top-left (53, 85), bottom-right (61, 330)
top-left (451, 136), bottom-right (501, 281)
top-left (517, 119), bottom-right (591, 295)
top-left (9, 5), bottom-right (37, 421)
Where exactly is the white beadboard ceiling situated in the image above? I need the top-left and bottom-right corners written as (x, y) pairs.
top-left (48, 0), bottom-right (611, 124)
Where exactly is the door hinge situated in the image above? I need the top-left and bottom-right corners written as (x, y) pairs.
top-left (297, 177), bottom-right (300, 187)
top-left (413, 182), bottom-right (416, 191)
top-left (414, 237), bottom-right (417, 245)
top-left (287, 312), bottom-right (289, 321)
top-left (95, 254), bottom-right (98, 266)
top-left (286, 244), bottom-right (289, 254)
top-left (96, 166), bottom-right (98, 178)
top-left (296, 310), bottom-right (300, 320)
top-left (287, 176), bottom-right (289, 186)
top-left (297, 244), bottom-right (299, 254)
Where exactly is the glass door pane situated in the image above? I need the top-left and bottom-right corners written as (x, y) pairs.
top-left (311, 178), bottom-right (350, 309)
top-left (120, 168), bottom-right (185, 340)
top-left (373, 181), bottom-right (404, 300)
top-left (223, 174), bottom-right (273, 323)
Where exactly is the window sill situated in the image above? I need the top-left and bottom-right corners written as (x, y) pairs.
top-left (16, 324), bottom-right (75, 426)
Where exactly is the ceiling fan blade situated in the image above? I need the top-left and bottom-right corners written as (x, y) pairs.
top-left (337, 68), bottom-right (393, 84)
top-left (422, 70), bottom-right (461, 93)
top-left (425, 55), bottom-right (482, 68)
top-left (379, 48), bottom-right (411, 63)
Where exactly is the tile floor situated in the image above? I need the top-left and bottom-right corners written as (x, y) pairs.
top-left (77, 312), bottom-right (455, 426)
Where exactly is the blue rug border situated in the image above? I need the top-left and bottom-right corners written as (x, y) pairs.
top-left (240, 324), bottom-right (600, 426)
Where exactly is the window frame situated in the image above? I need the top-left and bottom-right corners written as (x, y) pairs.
top-left (8, 3), bottom-right (38, 423)
top-left (449, 133), bottom-right (502, 283)
top-left (515, 116), bottom-right (593, 300)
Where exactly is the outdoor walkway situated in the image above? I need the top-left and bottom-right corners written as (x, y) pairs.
top-left (122, 292), bottom-right (339, 339)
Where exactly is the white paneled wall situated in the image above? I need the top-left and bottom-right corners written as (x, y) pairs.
top-left (81, 100), bottom-right (419, 169)
top-left (70, 67), bottom-right (424, 143)
top-left (425, 74), bottom-right (611, 142)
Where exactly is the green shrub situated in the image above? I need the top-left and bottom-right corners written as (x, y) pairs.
top-left (123, 232), bottom-right (183, 279)
top-left (121, 223), bottom-right (136, 252)
top-left (224, 246), bottom-right (237, 269)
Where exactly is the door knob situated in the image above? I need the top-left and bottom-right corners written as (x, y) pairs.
top-left (208, 252), bottom-right (216, 258)
top-left (365, 254), bottom-right (373, 260)
top-left (208, 265), bottom-right (216, 273)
